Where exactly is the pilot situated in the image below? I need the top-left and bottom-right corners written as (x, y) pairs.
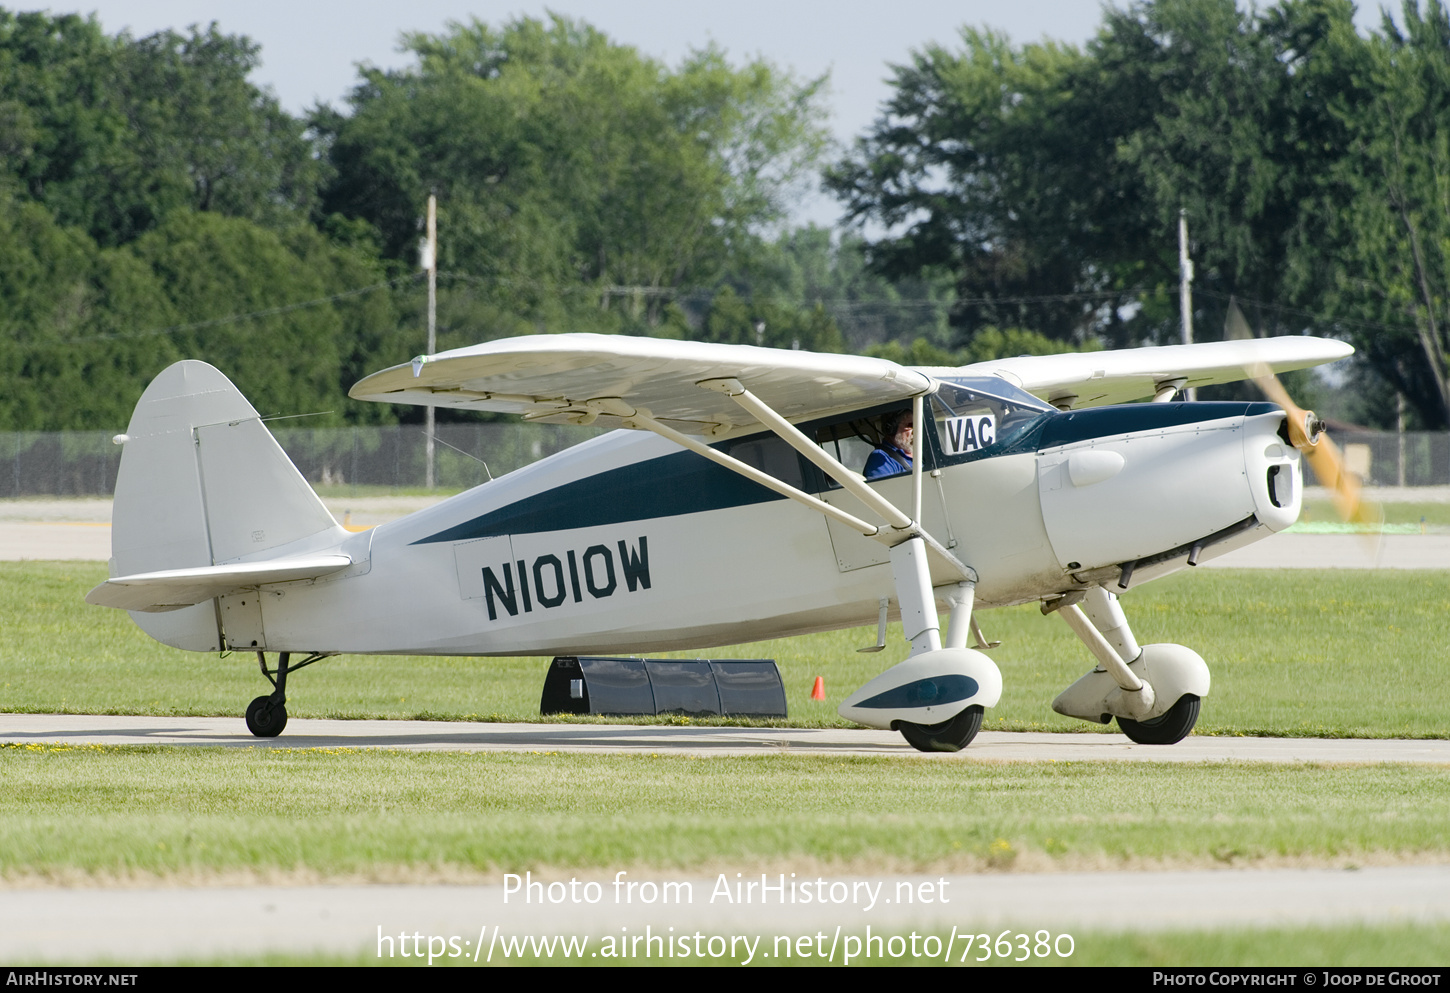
top-left (864, 409), bottom-right (913, 479)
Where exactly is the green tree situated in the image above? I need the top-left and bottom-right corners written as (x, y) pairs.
top-left (825, 26), bottom-right (1166, 349)
top-left (317, 15), bottom-right (829, 340)
top-left (695, 284), bottom-right (843, 352)
top-left (0, 191), bottom-right (182, 429)
top-left (125, 211), bottom-right (401, 425)
top-left (1299, 1), bottom-right (1450, 427)
top-left (0, 9), bottom-right (323, 246)
top-left (866, 327), bottom-right (1096, 368)
top-left (827, 0), bottom-right (1450, 424)
top-left (714, 226), bottom-right (957, 352)
top-left (0, 196), bottom-right (406, 430)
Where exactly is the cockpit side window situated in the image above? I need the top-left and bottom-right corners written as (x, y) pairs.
top-left (809, 406), bottom-right (917, 488)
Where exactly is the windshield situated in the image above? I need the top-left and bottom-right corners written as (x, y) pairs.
top-left (929, 377), bottom-right (1052, 464)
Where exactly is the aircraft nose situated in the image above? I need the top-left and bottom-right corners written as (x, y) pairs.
top-left (1242, 410), bottom-right (1302, 533)
top-left (1036, 402), bottom-right (1280, 578)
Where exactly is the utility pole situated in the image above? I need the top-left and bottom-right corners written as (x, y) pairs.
top-left (1178, 208), bottom-right (1196, 401)
top-left (1397, 392), bottom-right (1406, 487)
top-left (422, 194), bottom-right (438, 490)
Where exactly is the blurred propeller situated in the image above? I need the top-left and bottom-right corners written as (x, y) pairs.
top-left (1224, 299), bottom-right (1377, 527)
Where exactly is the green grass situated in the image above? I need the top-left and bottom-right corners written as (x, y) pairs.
top-left (185, 922), bottom-right (1450, 966)
top-left (3, 745), bottom-right (1448, 880)
top-left (1063, 923), bottom-right (1450, 967)
top-left (4, 563), bottom-right (1450, 737)
top-left (2, 563), bottom-right (1448, 737)
top-left (310, 483), bottom-right (462, 499)
top-left (6, 563), bottom-right (1449, 968)
top-left (1302, 497), bottom-right (1450, 529)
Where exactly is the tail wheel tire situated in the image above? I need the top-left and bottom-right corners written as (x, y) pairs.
top-left (894, 705), bottom-right (984, 752)
top-left (1118, 694), bottom-right (1199, 745)
top-left (246, 695), bottom-right (287, 738)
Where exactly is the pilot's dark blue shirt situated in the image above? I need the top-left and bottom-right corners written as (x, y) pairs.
top-left (864, 445), bottom-right (911, 479)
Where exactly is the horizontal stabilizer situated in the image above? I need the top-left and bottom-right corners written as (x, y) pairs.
top-left (349, 333), bottom-right (932, 436)
top-left (952, 337), bottom-right (1354, 409)
top-left (85, 554), bottom-right (352, 613)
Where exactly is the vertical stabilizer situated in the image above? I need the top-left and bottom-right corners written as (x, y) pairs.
top-left (110, 361), bottom-right (342, 650)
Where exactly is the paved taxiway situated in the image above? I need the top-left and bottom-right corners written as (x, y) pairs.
top-left (5, 712), bottom-right (1450, 763)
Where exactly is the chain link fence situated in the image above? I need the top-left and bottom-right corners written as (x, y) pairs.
top-left (2, 424), bottom-right (1447, 498)
top-left (1333, 431), bottom-right (1450, 488)
top-left (0, 423), bottom-right (604, 498)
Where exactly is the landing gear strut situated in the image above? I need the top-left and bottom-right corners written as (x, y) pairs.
top-left (245, 651), bottom-right (331, 738)
top-left (1050, 587), bottom-right (1210, 743)
top-left (837, 544), bottom-right (1002, 751)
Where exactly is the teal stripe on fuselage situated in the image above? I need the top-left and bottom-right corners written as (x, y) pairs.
top-left (412, 447), bottom-right (787, 543)
top-left (413, 401), bottom-right (1280, 544)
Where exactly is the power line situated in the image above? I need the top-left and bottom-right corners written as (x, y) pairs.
top-left (45, 275), bottom-right (420, 346)
top-left (1194, 287), bottom-right (1421, 337)
top-left (37, 267), bottom-right (1401, 355)
top-left (436, 269), bottom-right (1118, 310)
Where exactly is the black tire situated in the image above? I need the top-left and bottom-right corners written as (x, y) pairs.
top-left (1118, 694), bottom-right (1199, 745)
top-left (245, 695), bottom-right (287, 738)
top-left (894, 705), bottom-right (984, 753)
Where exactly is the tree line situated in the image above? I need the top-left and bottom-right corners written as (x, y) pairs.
top-left (832, 0), bottom-right (1450, 428)
top-left (3, 2), bottom-right (1449, 430)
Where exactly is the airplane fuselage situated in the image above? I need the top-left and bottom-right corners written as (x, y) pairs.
top-left (175, 389), bottom-right (1298, 658)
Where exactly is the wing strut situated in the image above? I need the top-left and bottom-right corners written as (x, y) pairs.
top-left (607, 383), bottom-right (970, 584)
top-left (618, 406), bottom-right (882, 537)
top-left (697, 378), bottom-right (914, 531)
top-left (697, 379), bottom-right (973, 577)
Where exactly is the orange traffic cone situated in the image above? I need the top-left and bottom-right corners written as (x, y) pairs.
top-left (810, 676), bottom-right (825, 701)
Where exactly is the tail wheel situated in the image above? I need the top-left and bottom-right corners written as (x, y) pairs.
top-left (245, 695), bottom-right (288, 738)
top-left (893, 705), bottom-right (984, 753)
top-left (1118, 694), bottom-right (1199, 745)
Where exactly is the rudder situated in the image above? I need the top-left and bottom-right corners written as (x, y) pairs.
top-left (110, 361), bottom-right (342, 649)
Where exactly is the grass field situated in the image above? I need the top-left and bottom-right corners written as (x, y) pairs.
top-left (4, 561), bottom-right (1449, 967)
top-left (1301, 496), bottom-right (1450, 529)
top-left (4, 744), bottom-right (1449, 881)
top-left (3, 562), bottom-right (1448, 737)
top-left (196, 922), bottom-right (1450, 967)
top-left (5, 742), bottom-right (1450, 966)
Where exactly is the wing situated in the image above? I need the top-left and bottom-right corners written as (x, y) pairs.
top-left (349, 333), bottom-right (932, 437)
top-left (942, 336), bottom-right (1353, 409)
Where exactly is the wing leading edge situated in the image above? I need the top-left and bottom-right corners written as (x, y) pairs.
top-left (945, 336), bottom-right (1354, 409)
top-left (349, 333), bottom-right (933, 437)
top-left (351, 333), bottom-right (1353, 429)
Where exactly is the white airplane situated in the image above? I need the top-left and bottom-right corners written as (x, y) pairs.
top-left (86, 331), bottom-right (1356, 749)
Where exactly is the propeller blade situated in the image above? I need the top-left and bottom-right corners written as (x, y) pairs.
top-left (1226, 298), bottom-right (1296, 409)
top-left (1223, 298), bottom-right (1377, 528)
top-left (1301, 432), bottom-right (1376, 525)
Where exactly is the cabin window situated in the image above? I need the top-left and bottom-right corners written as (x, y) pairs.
top-left (808, 407), bottom-right (920, 488)
top-left (719, 433), bottom-right (806, 490)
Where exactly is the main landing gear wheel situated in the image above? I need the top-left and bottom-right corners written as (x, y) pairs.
top-left (893, 705), bottom-right (984, 753)
top-left (245, 695), bottom-right (288, 738)
top-left (1118, 694), bottom-right (1199, 745)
